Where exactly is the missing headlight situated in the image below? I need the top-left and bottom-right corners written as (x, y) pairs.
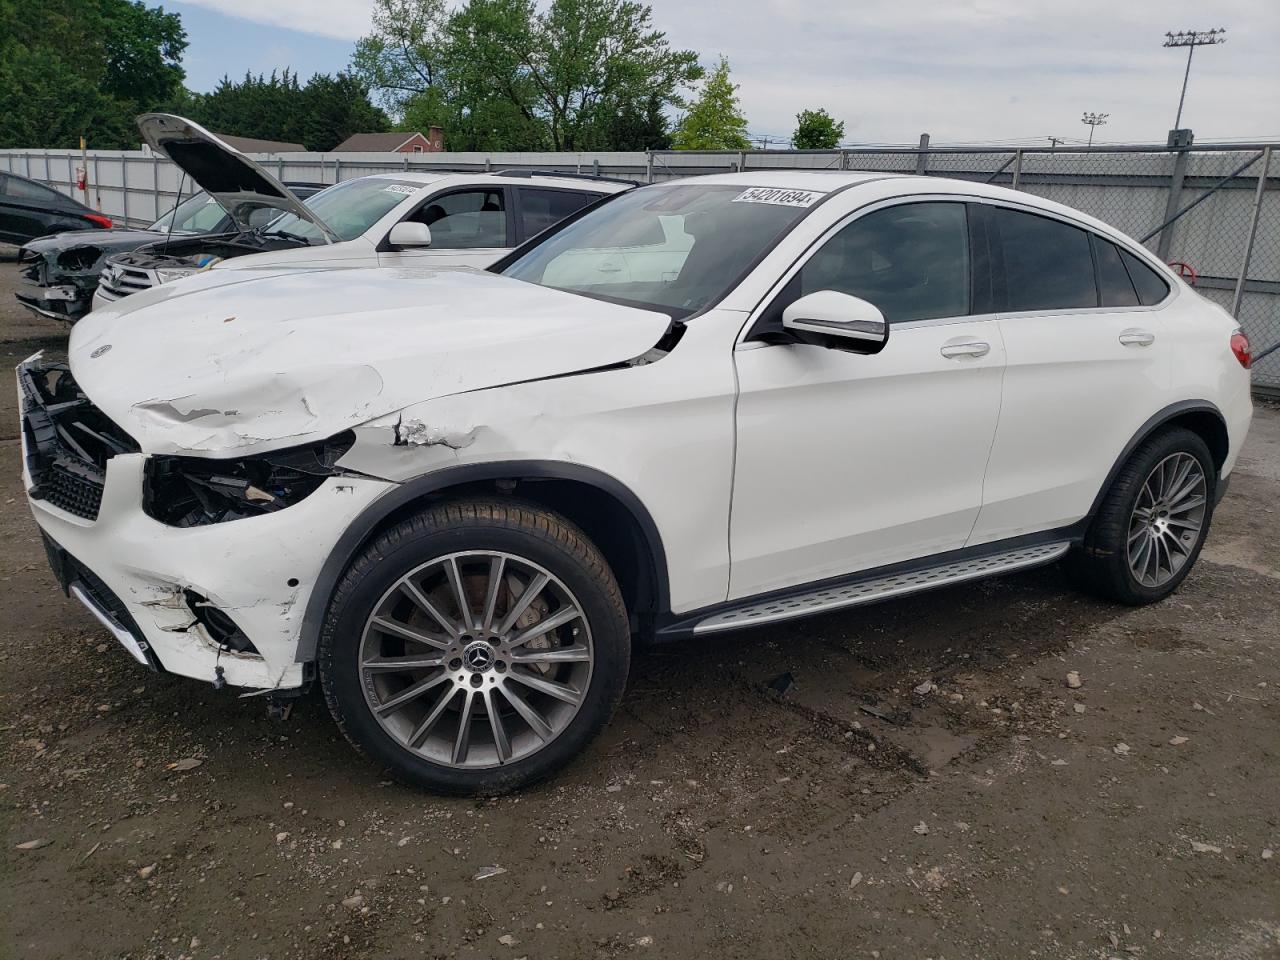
top-left (144, 432), bottom-right (355, 527)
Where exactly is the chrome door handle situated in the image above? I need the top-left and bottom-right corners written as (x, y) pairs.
top-left (940, 341), bottom-right (991, 359)
top-left (1119, 329), bottom-right (1156, 347)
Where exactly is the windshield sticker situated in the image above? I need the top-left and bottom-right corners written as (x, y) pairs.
top-left (732, 187), bottom-right (823, 207)
top-left (383, 183), bottom-right (418, 195)
top-left (732, 188), bottom-right (819, 208)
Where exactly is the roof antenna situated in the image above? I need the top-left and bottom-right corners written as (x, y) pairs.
top-left (164, 169), bottom-right (187, 252)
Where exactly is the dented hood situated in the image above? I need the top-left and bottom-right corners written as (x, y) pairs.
top-left (137, 114), bottom-right (338, 241)
top-left (67, 265), bottom-right (672, 456)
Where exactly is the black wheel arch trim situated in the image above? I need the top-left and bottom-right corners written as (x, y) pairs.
top-left (1083, 399), bottom-right (1228, 523)
top-left (296, 460), bottom-right (670, 663)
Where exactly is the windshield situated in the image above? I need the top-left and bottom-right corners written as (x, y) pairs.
top-left (263, 177), bottom-right (421, 242)
top-left (500, 183), bottom-right (823, 317)
top-left (148, 191), bottom-right (230, 235)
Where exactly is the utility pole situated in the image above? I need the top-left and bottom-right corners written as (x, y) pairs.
top-left (1081, 113), bottom-right (1108, 150)
top-left (1163, 29), bottom-right (1226, 130)
top-left (1047, 136), bottom-right (1064, 152)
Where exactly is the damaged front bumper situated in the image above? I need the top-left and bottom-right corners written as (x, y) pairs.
top-left (18, 357), bottom-right (396, 690)
top-left (16, 249), bottom-right (96, 322)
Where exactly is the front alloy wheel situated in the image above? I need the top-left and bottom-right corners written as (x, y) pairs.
top-left (358, 551), bottom-right (594, 769)
top-left (320, 499), bottom-right (630, 795)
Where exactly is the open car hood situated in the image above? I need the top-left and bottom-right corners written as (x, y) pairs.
top-left (137, 114), bottom-right (337, 242)
top-left (67, 265), bottom-right (673, 456)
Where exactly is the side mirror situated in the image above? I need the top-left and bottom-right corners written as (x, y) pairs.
top-left (388, 221), bottom-right (432, 249)
top-left (782, 290), bottom-right (889, 354)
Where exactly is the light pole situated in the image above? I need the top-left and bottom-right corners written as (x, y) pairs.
top-left (1163, 29), bottom-right (1226, 130)
top-left (1081, 112), bottom-right (1108, 149)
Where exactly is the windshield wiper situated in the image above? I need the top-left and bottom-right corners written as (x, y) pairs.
top-left (261, 228), bottom-right (315, 245)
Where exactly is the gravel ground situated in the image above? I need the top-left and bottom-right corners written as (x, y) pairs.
top-left (1, 258), bottom-right (1278, 960)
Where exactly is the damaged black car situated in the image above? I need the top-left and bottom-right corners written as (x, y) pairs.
top-left (16, 182), bottom-right (323, 323)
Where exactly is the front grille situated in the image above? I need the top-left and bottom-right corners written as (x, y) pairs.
top-left (97, 263), bottom-right (153, 301)
top-left (20, 361), bottom-right (138, 522)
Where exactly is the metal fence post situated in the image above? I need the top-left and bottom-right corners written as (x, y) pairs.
top-left (334, 157), bottom-right (342, 183)
top-left (915, 134), bottom-right (930, 175)
top-left (153, 156), bottom-right (160, 218)
top-left (92, 155), bottom-right (101, 210)
top-left (1157, 146), bottom-right (1190, 260)
top-left (1231, 145), bottom-right (1272, 318)
top-left (121, 156), bottom-right (130, 226)
top-left (1011, 149), bottom-right (1023, 190)
top-left (646, 151), bottom-right (654, 183)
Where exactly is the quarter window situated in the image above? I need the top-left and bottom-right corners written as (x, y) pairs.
top-left (1119, 248), bottom-right (1171, 305)
top-left (518, 189), bottom-right (596, 240)
top-left (1092, 235), bottom-right (1140, 307)
top-left (792, 201), bottom-right (970, 323)
top-left (994, 207), bottom-right (1097, 312)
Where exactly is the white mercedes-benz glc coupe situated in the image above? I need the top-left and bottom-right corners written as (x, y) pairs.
top-left (19, 171), bottom-right (1253, 793)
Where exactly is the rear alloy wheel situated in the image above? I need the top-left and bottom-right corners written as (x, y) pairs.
top-left (320, 500), bottom-right (629, 794)
top-left (1068, 426), bottom-right (1216, 605)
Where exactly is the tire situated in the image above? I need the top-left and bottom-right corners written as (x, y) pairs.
top-left (319, 498), bottom-right (630, 795)
top-left (1067, 426), bottom-right (1216, 605)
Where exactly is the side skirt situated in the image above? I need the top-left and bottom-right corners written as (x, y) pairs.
top-left (655, 530), bottom-right (1080, 641)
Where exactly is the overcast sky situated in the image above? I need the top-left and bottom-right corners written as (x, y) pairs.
top-left (169, 0), bottom-right (1280, 146)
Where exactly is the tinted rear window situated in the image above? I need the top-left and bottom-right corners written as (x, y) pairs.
top-left (1120, 248), bottom-right (1171, 305)
top-left (995, 207), bottom-right (1097, 312)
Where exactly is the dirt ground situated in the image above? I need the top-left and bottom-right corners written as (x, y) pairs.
top-left (1, 255), bottom-right (1277, 960)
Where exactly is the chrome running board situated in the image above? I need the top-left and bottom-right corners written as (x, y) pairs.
top-left (693, 541), bottom-right (1071, 634)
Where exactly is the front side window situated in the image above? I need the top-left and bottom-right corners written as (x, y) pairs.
top-left (409, 188), bottom-right (507, 249)
top-left (788, 201), bottom-right (970, 323)
top-left (502, 183), bottom-right (821, 317)
top-left (995, 207), bottom-right (1097, 312)
top-left (149, 191), bottom-right (230, 235)
top-left (263, 177), bottom-right (421, 243)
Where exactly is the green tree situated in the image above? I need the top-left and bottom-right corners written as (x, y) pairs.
top-left (0, 0), bottom-right (187, 148)
top-left (671, 56), bottom-right (749, 150)
top-left (792, 108), bottom-right (844, 149)
top-left (352, 0), bottom-right (700, 150)
top-left (297, 73), bottom-right (391, 150)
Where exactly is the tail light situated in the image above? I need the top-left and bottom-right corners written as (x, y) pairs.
top-left (1230, 330), bottom-right (1252, 369)
top-left (84, 213), bottom-right (112, 229)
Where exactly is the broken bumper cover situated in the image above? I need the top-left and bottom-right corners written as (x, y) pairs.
top-left (18, 359), bottom-right (396, 689)
top-left (15, 280), bottom-right (93, 322)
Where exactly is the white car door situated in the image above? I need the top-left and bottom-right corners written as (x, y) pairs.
top-left (966, 205), bottom-right (1173, 545)
top-left (377, 186), bottom-right (512, 269)
top-left (729, 200), bottom-right (1007, 600)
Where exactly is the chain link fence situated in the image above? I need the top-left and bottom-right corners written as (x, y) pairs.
top-left (2, 139), bottom-right (1277, 391)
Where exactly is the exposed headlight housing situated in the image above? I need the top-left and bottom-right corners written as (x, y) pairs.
top-left (143, 432), bottom-right (356, 527)
top-left (155, 266), bottom-right (199, 285)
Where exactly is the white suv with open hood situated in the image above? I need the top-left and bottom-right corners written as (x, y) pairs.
top-left (20, 172), bottom-right (1252, 794)
top-left (92, 114), bottom-right (628, 308)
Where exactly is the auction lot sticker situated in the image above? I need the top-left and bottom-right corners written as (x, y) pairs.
top-left (732, 187), bottom-right (823, 207)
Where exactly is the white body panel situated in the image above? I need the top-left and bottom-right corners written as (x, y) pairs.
top-left (22, 171), bottom-right (1253, 692)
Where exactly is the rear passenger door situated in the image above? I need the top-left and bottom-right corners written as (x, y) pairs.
top-left (967, 203), bottom-right (1173, 546)
top-left (378, 187), bottom-right (513, 268)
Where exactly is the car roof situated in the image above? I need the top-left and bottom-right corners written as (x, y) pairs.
top-left (354, 170), bottom-right (629, 194)
top-left (667, 170), bottom-right (1142, 249)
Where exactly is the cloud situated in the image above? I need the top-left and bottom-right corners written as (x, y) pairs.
top-left (169, 0), bottom-right (1280, 144)
top-left (170, 0), bottom-right (376, 41)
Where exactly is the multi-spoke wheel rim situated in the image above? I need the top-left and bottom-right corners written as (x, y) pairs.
top-left (358, 551), bottom-right (593, 769)
top-left (1127, 452), bottom-right (1207, 588)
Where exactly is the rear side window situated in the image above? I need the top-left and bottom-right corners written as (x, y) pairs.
top-left (4, 176), bottom-right (62, 203)
top-left (518, 189), bottom-right (595, 240)
top-left (795, 201), bottom-right (970, 323)
top-left (995, 207), bottom-right (1097, 312)
top-left (1119, 248), bottom-right (1171, 305)
top-left (1092, 236), bottom-right (1140, 307)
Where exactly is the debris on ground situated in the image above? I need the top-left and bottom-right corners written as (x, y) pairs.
top-left (474, 866), bottom-right (508, 880)
top-left (1066, 671), bottom-right (1083, 689)
top-left (766, 672), bottom-right (795, 696)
